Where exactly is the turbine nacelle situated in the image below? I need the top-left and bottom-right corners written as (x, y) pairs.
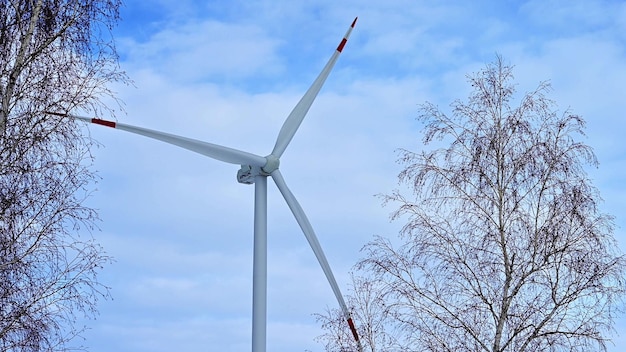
top-left (237, 154), bottom-right (280, 184)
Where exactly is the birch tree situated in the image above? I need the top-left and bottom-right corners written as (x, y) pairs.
top-left (1, 0), bottom-right (125, 350)
top-left (317, 57), bottom-right (626, 352)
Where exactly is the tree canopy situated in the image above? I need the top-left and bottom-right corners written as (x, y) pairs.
top-left (317, 57), bottom-right (626, 352)
top-left (1, 1), bottom-right (125, 350)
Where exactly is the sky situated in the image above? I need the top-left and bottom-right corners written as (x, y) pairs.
top-left (76, 1), bottom-right (626, 351)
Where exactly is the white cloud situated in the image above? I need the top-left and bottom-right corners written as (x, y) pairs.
top-left (117, 20), bottom-right (283, 84)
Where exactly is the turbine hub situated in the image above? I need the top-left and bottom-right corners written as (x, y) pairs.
top-left (236, 155), bottom-right (280, 184)
top-left (261, 154), bottom-right (280, 174)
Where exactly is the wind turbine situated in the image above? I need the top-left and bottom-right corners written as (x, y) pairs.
top-left (48, 17), bottom-right (362, 352)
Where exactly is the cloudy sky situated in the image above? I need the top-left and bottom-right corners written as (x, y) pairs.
top-left (77, 0), bottom-right (626, 351)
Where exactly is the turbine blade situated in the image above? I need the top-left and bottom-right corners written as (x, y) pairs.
top-left (271, 17), bottom-right (357, 158)
top-left (48, 112), bottom-right (266, 166)
top-left (270, 169), bottom-right (363, 351)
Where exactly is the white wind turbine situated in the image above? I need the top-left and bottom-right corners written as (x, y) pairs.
top-left (48, 17), bottom-right (362, 352)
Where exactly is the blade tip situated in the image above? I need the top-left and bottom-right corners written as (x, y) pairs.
top-left (347, 317), bottom-right (361, 344)
top-left (352, 17), bottom-right (358, 27)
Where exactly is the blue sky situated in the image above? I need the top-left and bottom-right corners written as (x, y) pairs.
top-left (78, 1), bottom-right (626, 351)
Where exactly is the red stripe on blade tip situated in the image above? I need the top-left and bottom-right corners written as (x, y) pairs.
top-left (337, 38), bottom-right (348, 52)
top-left (347, 317), bottom-right (360, 341)
top-left (92, 118), bottom-right (116, 128)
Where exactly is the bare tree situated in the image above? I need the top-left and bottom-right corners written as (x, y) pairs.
top-left (317, 57), bottom-right (626, 352)
top-left (1, 0), bottom-right (125, 350)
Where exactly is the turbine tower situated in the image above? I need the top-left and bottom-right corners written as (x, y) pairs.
top-left (48, 17), bottom-right (361, 352)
